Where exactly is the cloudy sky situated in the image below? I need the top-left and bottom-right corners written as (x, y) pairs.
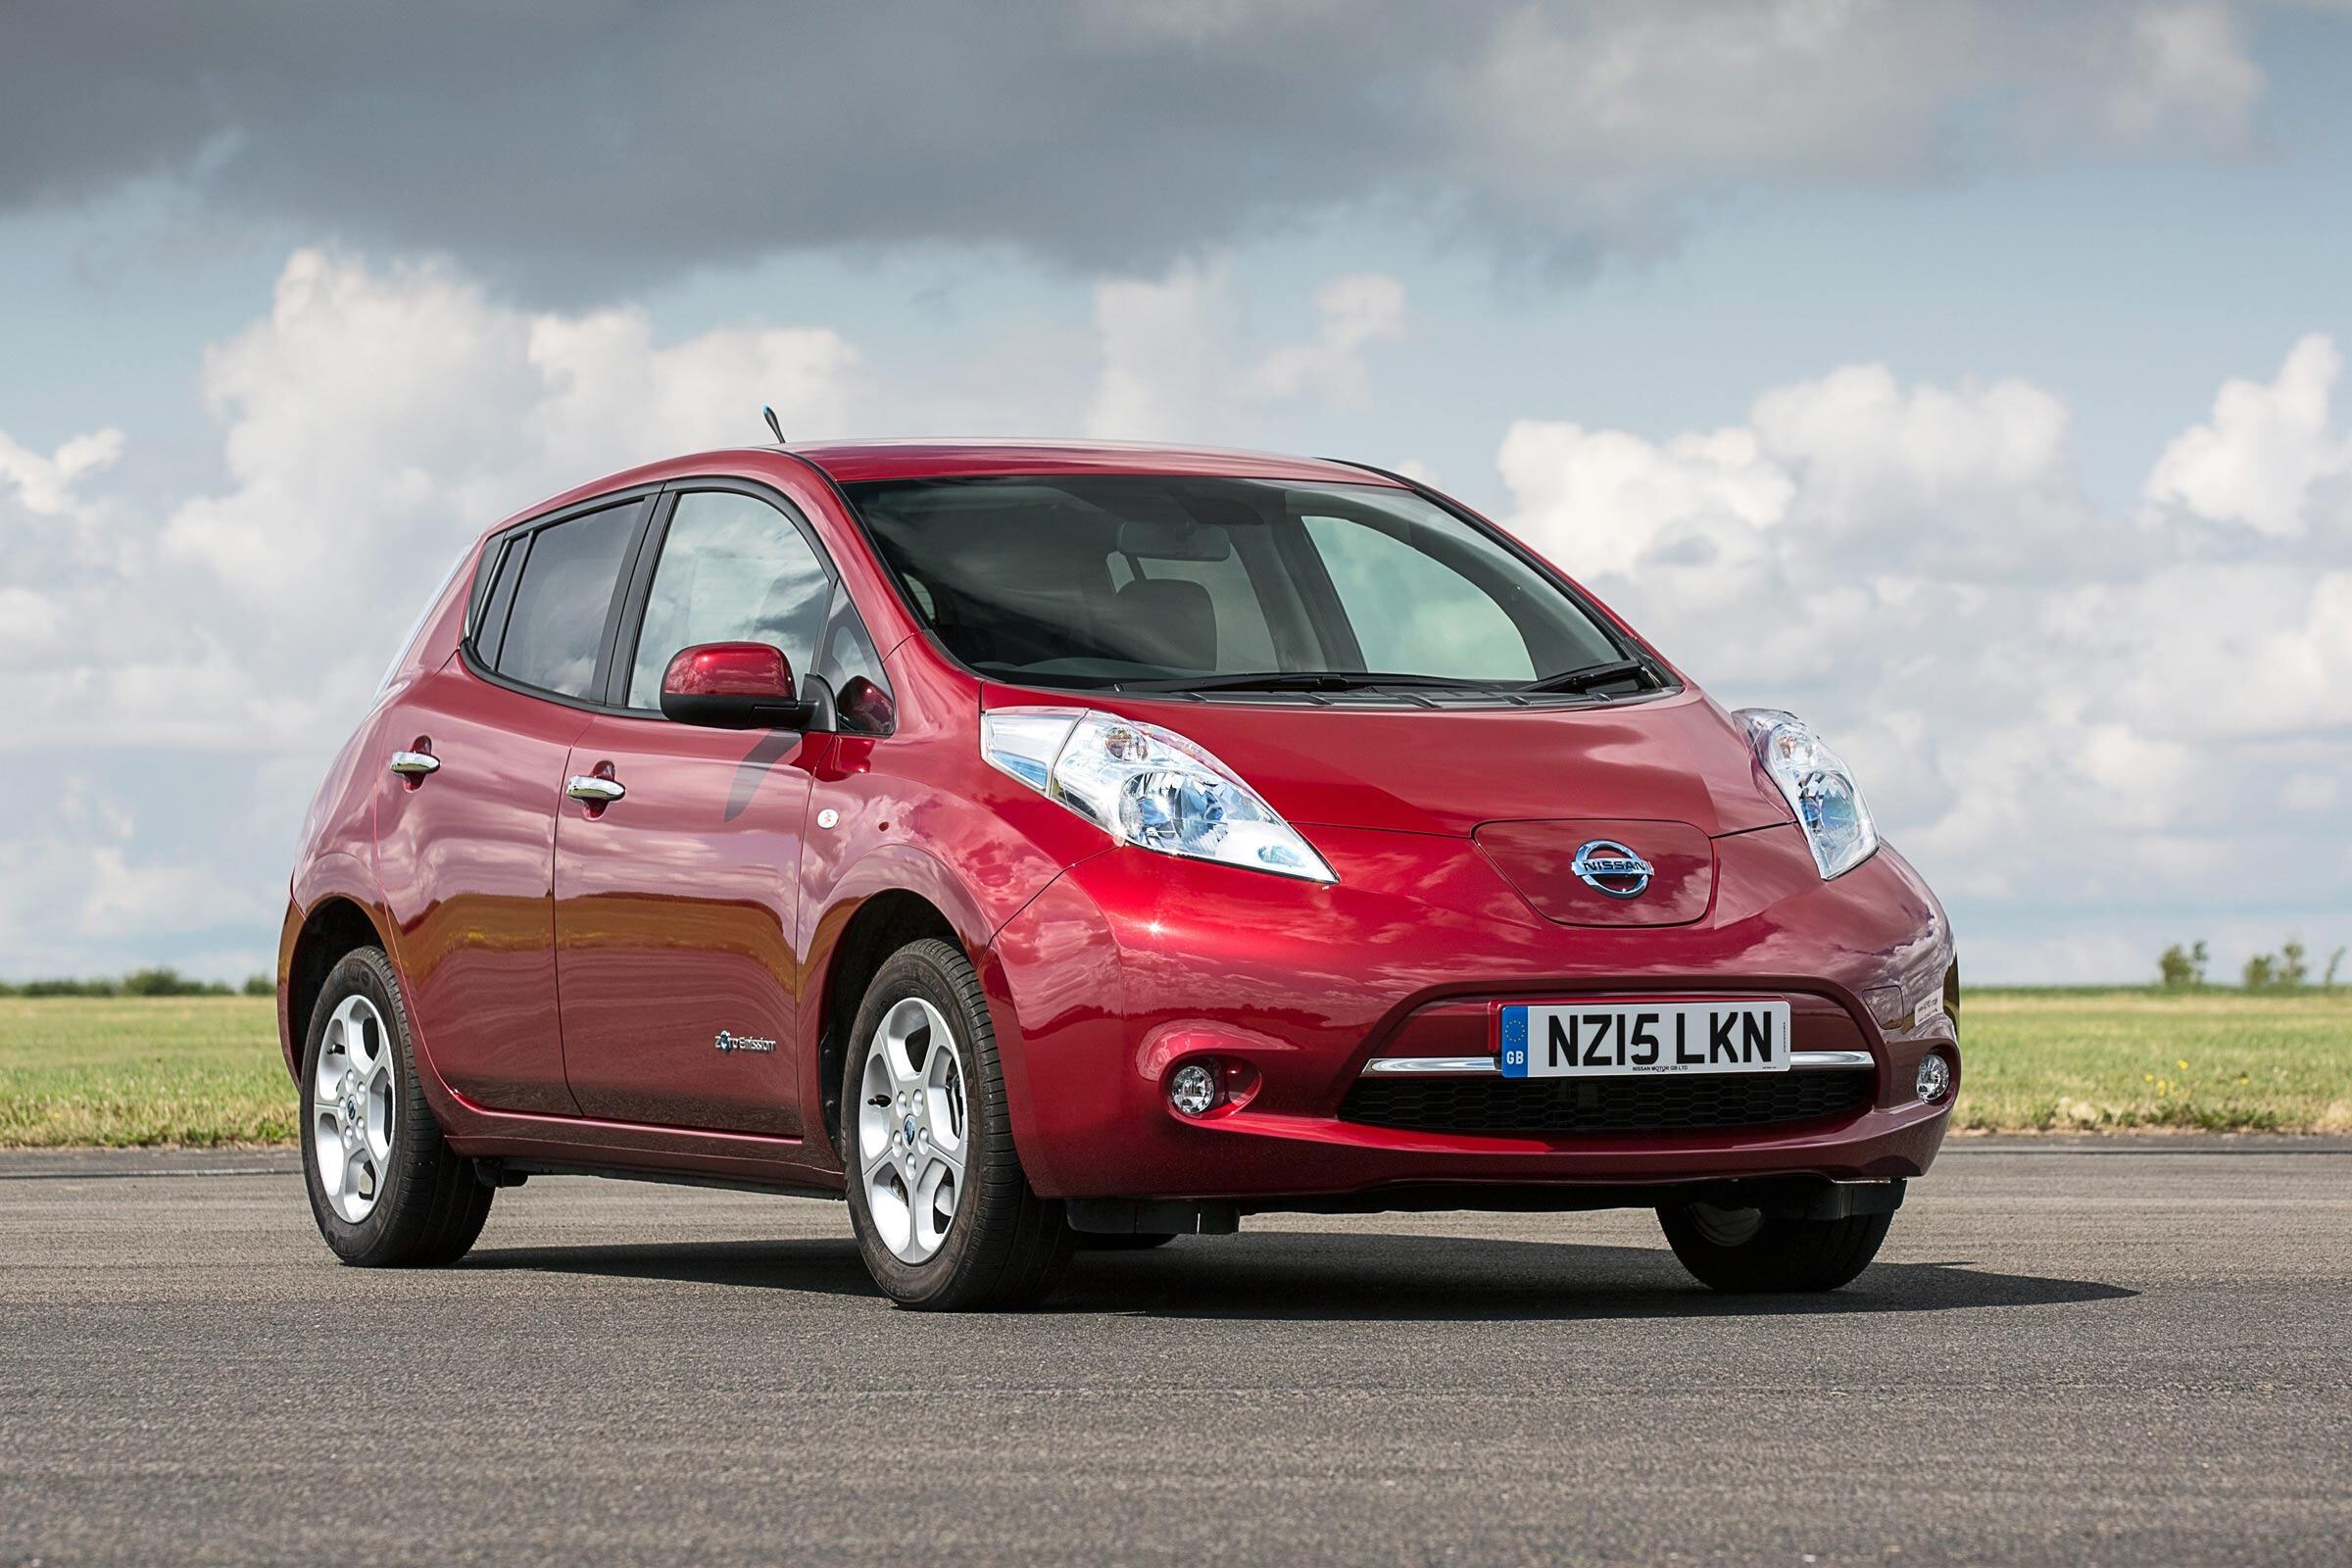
top-left (4, 0), bottom-right (2349, 983)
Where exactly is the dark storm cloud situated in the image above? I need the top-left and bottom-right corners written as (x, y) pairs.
top-left (2, 1), bottom-right (2260, 297)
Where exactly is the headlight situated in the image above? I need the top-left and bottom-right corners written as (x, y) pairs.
top-left (981, 708), bottom-right (1337, 883)
top-left (1735, 709), bottom-right (1878, 880)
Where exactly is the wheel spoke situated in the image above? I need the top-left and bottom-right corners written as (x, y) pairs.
top-left (920, 1134), bottom-right (963, 1187)
top-left (315, 1112), bottom-right (347, 1200)
top-left (911, 1157), bottom-right (956, 1254)
top-left (878, 1000), bottom-right (926, 1090)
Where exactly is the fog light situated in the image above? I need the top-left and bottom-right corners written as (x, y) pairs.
top-left (1167, 1062), bottom-right (1220, 1117)
top-left (1915, 1053), bottom-right (1953, 1103)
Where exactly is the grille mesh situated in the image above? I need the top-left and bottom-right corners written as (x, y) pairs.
top-left (1339, 1069), bottom-right (1873, 1136)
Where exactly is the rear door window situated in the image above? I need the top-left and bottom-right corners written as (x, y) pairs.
top-left (493, 501), bottom-right (643, 700)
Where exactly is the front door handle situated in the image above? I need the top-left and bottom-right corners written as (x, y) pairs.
top-left (565, 774), bottom-right (626, 805)
top-left (388, 751), bottom-right (440, 778)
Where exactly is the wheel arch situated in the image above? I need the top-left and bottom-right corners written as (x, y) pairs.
top-left (810, 889), bottom-right (961, 1152)
top-left (279, 895), bottom-right (393, 1082)
top-left (802, 839), bottom-right (1038, 1162)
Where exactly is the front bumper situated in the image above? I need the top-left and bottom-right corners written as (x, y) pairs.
top-left (983, 821), bottom-right (1958, 1205)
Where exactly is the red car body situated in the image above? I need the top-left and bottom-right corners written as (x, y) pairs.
top-left (280, 441), bottom-right (1957, 1232)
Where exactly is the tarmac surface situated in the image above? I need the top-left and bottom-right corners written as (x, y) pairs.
top-left (5, 1137), bottom-right (2348, 1565)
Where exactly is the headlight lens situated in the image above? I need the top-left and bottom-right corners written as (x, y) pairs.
top-left (1735, 709), bottom-right (1878, 880)
top-left (981, 708), bottom-right (1337, 883)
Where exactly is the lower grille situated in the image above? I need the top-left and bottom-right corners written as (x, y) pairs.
top-left (1338, 1070), bottom-right (1874, 1136)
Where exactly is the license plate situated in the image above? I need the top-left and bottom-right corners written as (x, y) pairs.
top-left (1497, 1001), bottom-right (1791, 1078)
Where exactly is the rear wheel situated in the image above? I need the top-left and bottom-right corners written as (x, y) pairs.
top-left (841, 940), bottom-right (1070, 1309)
top-left (299, 947), bottom-right (492, 1267)
top-left (1657, 1201), bottom-right (1889, 1293)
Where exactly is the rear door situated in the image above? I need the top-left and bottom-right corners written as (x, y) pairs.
top-left (552, 483), bottom-right (846, 1135)
top-left (374, 492), bottom-right (651, 1114)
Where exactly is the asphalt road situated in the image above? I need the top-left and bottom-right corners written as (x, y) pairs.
top-left (5, 1140), bottom-right (2348, 1567)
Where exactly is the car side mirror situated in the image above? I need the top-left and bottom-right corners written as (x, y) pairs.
top-left (659, 643), bottom-right (814, 731)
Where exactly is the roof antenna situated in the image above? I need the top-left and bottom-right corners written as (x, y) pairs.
top-left (761, 405), bottom-right (786, 445)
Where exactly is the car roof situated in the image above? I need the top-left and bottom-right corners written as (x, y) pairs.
top-left (783, 438), bottom-right (1399, 488)
top-left (483, 440), bottom-right (1408, 545)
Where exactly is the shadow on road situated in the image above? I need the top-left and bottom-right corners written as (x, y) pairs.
top-left (465, 1228), bottom-right (2136, 1320)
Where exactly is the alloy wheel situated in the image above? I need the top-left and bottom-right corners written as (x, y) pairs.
top-left (312, 994), bottom-right (396, 1223)
top-left (856, 997), bottom-right (969, 1263)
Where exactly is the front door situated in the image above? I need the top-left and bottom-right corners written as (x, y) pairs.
top-left (551, 485), bottom-right (838, 1134)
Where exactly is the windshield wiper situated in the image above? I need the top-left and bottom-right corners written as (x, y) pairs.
top-left (1518, 658), bottom-right (1654, 695)
top-left (1114, 669), bottom-right (1501, 694)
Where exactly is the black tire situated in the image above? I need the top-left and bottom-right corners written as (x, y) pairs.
top-left (299, 947), bottom-right (492, 1267)
top-left (1657, 1201), bottom-right (1890, 1293)
top-left (1076, 1232), bottom-right (1180, 1251)
top-left (840, 939), bottom-right (1070, 1310)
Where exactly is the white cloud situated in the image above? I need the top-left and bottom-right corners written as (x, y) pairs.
top-left (0, 776), bottom-right (269, 974)
top-left (160, 249), bottom-right (863, 614)
top-left (1432, 0), bottom-right (2265, 264)
top-left (2096, 4), bottom-right (2265, 151)
top-left (524, 311), bottom-right (859, 476)
top-left (0, 425), bottom-right (123, 517)
top-left (2143, 332), bottom-right (2352, 538)
top-left (1088, 262), bottom-right (1408, 441)
top-left (1494, 341), bottom-right (2350, 961)
top-left (1246, 273), bottom-right (1407, 407)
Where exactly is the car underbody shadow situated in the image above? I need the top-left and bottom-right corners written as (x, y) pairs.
top-left (463, 1226), bottom-right (2135, 1320)
top-left (464, 1236), bottom-right (879, 1298)
top-left (1045, 1230), bottom-right (2138, 1320)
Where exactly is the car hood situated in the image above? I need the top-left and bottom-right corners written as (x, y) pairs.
top-left (983, 684), bottom-right (1794, 840)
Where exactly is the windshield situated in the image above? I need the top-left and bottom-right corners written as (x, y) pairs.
top-left (847, 475), bottom-right (1644, 695)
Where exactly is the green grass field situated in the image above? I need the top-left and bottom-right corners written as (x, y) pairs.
top-left (1, 989), bottom-right (2346, 1148)
top-left (0, 997), bottom-right (292, 1149)
top-left (1953, 988), bottom-right (2351, 1134)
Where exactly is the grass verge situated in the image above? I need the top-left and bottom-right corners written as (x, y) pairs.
top-left (1953, 988), bottom-right (2351, 1134)
top-left (0, 989), bottom-right (2346, 1148)
top-left (0, 997), bottom-right (290, 1148)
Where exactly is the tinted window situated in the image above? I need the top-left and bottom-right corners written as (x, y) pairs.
top-left (471, 534), bottom-right (528, 666)
top-left (495, 502), bottom-right (640, 699)
top-left (1104, 542), bottom-right (1283, 671)
top-left (1301, 513), bottom-right (1540, 681)
top-left (851, 475), bottom-right (1632, 693)
top-left (626, 491), bottom-right (832, 710)
top-left (812, 580), bottom-right (894, 734)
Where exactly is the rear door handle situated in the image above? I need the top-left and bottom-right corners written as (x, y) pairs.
top-left (388, 751), bottom-right (440, 778)
top-left (565, 775), bottom-right (626, 805)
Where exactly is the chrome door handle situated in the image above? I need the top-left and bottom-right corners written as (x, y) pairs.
top-left (388, 751), bottom-right (440, 778)
top-left (565, 775), bottom-right (625, 805)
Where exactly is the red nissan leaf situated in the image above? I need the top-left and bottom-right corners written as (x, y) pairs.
top-left (281, 440), bottom-right (1958, 1309)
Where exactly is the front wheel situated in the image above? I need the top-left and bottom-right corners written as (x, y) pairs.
top-left (1657, 1201), bottom-right (1890, 1293)
top-left (840, 940), bottom-right (1070, 1310)
top-left (299, 947), bottom-right (492, 1267)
